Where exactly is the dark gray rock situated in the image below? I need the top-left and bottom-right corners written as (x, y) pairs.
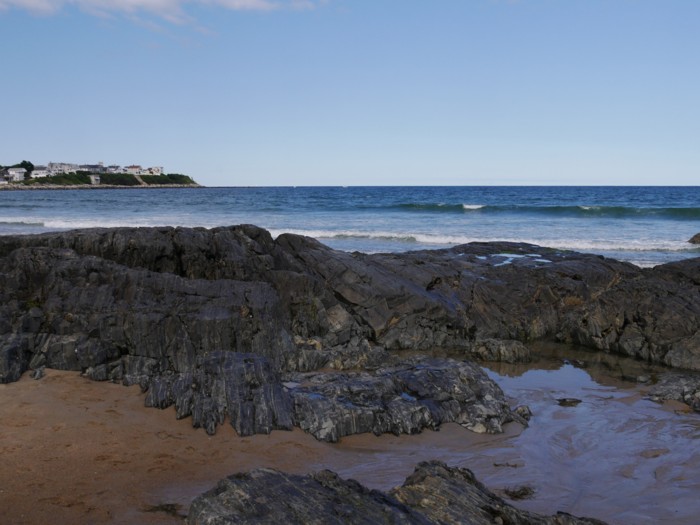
top-left (648, 373), bottom-right (700, 411)
top-left (143, 351), bottom-right (294, 436)
top-left (289, 357), bottom-right (522, 442)
top-left (469, 338), bottom-right (532, 363)
top-left (134, 350), bottom-right (521, 440)
top-left (556, 398), bottom-right (582, 407)
top-left (392, 461), bottom-right (607, 525)
top-left (689, 233), bottom-right (700, 244)
top-left (2, 225), bottom-right (700, 419)
top-left (188, 468), bottom-right (426, 525)
top-left (187, 461), bottom-right (607, 525)
top-left (0, 336), bottom-right (28, 384)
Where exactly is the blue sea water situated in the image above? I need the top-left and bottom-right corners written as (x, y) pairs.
top-left (1, 186), bottom-right (699, 267)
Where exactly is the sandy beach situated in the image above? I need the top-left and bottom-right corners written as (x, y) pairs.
top-left (4, 363), bottom-right (700, 524)
top-left (5, 362), bottom-right (700, 524)
top-left (0, 371), bottom-right (340, 524)
top-left (1, 370), bottom-right (498, 525)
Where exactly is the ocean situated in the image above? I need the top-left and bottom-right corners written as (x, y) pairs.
top-left (1, 186), bottom-right (699, 267)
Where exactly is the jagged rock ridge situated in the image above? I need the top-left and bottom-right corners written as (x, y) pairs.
top-left (1, 225), bottom-right (699, 437)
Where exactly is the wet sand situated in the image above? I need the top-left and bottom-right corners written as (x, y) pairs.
top-left (2, 371), bottom-right (491, 524)
top-left (2, 349), bottom-right (700, 524)
top-left (0, 371), bottom-right (346, 524)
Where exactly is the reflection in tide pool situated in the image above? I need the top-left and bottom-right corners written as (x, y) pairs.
top-left (481, 364), bottom-right (700, 524)
top-left (326, 359), bottom-right (700, 524)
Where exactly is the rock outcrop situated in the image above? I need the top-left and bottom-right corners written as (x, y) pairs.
top-left (289, 357), bottom-right (521, 441)
top-left (187, 461), bottom-right (607, 525)
top-left (2, 225), bottom-right (700, 430)
top-left (688, 233), bottom-right (700, 244)
top-left (647, 372), bottom-right (700, 411)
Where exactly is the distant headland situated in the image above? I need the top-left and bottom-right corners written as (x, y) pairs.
top-left (0, 160), bottom-right (201, 189)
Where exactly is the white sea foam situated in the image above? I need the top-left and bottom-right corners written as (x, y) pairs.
top-left (0, 220), bottom-right (45, 226)
top-left (462, 204), bottom-right (485, 210)
top-left (37, 216), bottom-right (228, 231)
top-left (266, 228), bottom-right (696, 255)
top-left (7, 215), bottom-right (694, 259)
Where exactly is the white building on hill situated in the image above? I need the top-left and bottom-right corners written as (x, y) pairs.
top-left (124, 165), bottom-right (142, 174)
top-left (48, 162), bottom-right (79, 175)
top-left (141, 166), bottom-right (164, 175)
top-left (31, 166), bottom-right (49, 178)
top-left (5, 167), bottom-right (26, 182)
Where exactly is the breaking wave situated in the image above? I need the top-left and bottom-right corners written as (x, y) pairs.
top-left (383, 203), bottom-right (700, 219)
top-left (268, 228), bottom-right (700, 254)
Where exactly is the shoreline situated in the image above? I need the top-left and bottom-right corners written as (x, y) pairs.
top-left (0, 184), bottom-right (203, 191)
top-left (0, 370), bottom-right (515, 524)
top-left (3, 357), bottom-right (698, 524)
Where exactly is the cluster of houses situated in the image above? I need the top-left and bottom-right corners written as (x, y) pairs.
top-left (1, 162), bottom-right (165, 184)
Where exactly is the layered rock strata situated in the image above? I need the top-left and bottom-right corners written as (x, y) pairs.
top-left (2, 225), bottom-right (700, 434)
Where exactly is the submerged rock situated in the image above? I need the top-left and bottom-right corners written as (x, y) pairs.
top-left (557, 398), bottom-right (582, 407)
top-left (187, 461), bottom-right (607, 525)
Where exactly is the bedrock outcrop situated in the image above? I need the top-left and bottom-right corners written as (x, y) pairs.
top-left (1, 225), bottom-right (700, 431)
top-left (187, 460), bottom-right (606, 525)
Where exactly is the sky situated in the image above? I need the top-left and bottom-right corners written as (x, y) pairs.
top-left (1, 0), bottom-right (699, 186)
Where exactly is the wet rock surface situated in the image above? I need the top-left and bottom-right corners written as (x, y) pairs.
top-left (289, 357), bottom-right (522, 442)
top-left (2, 224), bottom-right (700, 425)
top-left (187, 460), bottom-right (607, 525)
top-left (648, 373), bottom-right (700, 412)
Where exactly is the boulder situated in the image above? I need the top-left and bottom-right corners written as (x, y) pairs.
top-left (187, 461), bottom-right (607, 525)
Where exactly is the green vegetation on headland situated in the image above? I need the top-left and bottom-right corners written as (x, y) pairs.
top-left (25, 172), bottom-right (92, 185)
top-left (140, 174), bottom-right (195, 185)
top-left (18, 172), bottom-right (197, 187)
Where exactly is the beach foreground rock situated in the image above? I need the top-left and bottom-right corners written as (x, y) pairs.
top-left (187, 460), bottom-right (607, 525)
top-left (1, 225), bottom-right (700, 434)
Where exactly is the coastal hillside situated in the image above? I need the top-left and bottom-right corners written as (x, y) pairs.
top-left (0, 160), bottom-right (199, 188)
top-left (19, 172), bottom-right (199, 188)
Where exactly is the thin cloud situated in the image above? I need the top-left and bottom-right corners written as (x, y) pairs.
top-left (0, 0), bottom-right (327, 20)
top-left (206, 0), bottom-right (278, 11)
top-left (0, 0), bottom-right (57, 14)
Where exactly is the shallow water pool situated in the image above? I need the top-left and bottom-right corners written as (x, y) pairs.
top-left (322, 345), bottom-right (700, 524)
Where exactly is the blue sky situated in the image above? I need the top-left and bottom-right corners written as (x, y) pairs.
top-left (1, 0), bottom-right (698, 186)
